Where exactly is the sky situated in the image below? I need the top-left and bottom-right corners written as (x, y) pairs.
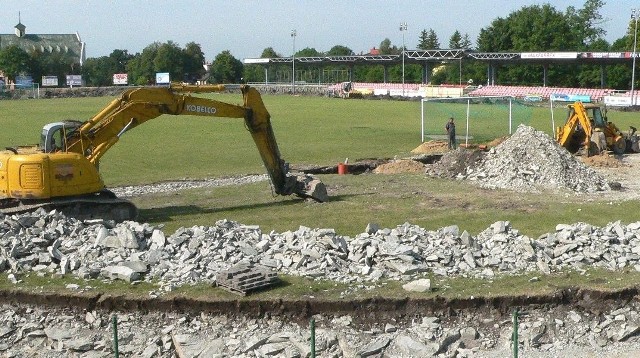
top-left (0, 0), bottom-right (634, 62)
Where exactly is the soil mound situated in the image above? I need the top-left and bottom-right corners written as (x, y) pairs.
top-left (373, 159), bottom-right (426, 174)
top-left (579, 154), bottom-right (629, 168)
top-left (411, 140), bottom-right (449, 154)
top-left (425, 149), bottom-right (485, 179)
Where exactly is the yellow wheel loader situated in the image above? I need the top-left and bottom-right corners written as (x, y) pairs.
top-left (555, 101), bottom-right (638, 156)
top-left (0, 84), bottom-right (327, 221)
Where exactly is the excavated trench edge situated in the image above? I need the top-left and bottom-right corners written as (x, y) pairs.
top-left (1, 287), bottom-right (637, 326)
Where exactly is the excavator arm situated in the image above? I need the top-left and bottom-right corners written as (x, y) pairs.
top-left (555, 101), bottom-right (594, 154)
top-left (52, 84), bottom-right (327, 201)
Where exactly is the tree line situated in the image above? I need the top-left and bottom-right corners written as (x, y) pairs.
top-left (0, 0), bottom-right (637, 89)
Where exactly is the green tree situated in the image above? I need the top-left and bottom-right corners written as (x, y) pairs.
top-left (211, 50), bottom-right (243, 83)
top-left (127, 42), bottom-right (160, 85)
top-left (0, 45), bottom-right (30, 82)
top-left (565, 0), bottom-right (606, 47)
top-left (81, 56), bottom-right (113, 86)
top-left (108, 49), bottom-right (132, 73)
top-left (476, 2), bottom-right (607, 86)
top-left (326, 45), bottom-right (353, 56)
top-left (154, 41), bottom-right (184, 82)
top-left (607, 33), bottom-right (635, 90)
top-left (461, 34), bottom-right (473, 49)
top-left (81, 49), bottom-right (133, 86)
top-left (183, 42), bottom-right (205, 83)
top-left (261, 47), bottom-right (280, 58)
top-left (379, 38), bottom-right (398, 55)
top-left (296, 47), bottom-right (322, 57)
top-left (449, 31), bottom-right (463, 49)
top-left (418, 29), bottom-right (440, 49)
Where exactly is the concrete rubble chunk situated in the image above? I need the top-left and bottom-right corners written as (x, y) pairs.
top-left (391, 334), bottom-right (438, 356)
top-left (121, 260), bottom-right (148, 273)
top-left (150, 229), bottom-right (166, 248)
top-left (402, 278), bottom-right (431, 292)
top-left (65, 337), bottom-right (94, 352)
top-left (356, 337), bottom-right (391, 357)
top-left (245, 335), bottom-right (269, 352)
top-left (365, 223), bottom-right (379, 234)
top-left (100, 265), bottom-right (141, 282)
top-left (615, 325), bottom-right (640, 341)
top-left (435, 330), bottom-right (461, 355)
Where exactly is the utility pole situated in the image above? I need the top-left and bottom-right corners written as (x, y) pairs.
top-left (400, 22), bottom-right (407, 97)
top-left (291, 29), bottom-right (297, 95)
top-left (631, 9), bottom-right (638, 106)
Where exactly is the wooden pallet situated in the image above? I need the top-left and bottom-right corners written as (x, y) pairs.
top-left (216, 262), bottom-right (278, 296)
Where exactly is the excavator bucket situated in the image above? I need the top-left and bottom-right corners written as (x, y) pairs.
top-left (291, 174), bottom-right (328, 202)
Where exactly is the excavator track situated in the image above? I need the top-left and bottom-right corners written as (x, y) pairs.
top-left (0, 191), bottom-right (137, 222)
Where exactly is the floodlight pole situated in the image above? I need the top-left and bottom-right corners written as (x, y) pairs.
top-left (291, 29), bottom-right (297, 95)
top-left (632, 10), bottom-right (638, 106)
top-left (400, 22), bottom-right (407, 97)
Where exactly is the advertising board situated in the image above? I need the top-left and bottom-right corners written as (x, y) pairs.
top-left (15, 75), bottom-right (33, 88)
top-left (521, 52), bottom-right (578, 59)
top-left (550, 93), bottom-right (591, 103)
top-left (113, 73), bottom-right (128, 85)
top-left (66, 75), bottom-right (82, 87)
top-left (42, 76), bottom-right (58, 87)
top-left (155, 72), bottom-right (170, 84)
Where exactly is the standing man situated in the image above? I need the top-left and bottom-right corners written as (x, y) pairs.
top-left (445, 117), bottom-right (456, 150)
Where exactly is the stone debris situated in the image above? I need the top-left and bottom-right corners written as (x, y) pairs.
top-left (0, 301), bottom-right (638, 357)
top-left (429, 125), bottom-right (611, 193)
top-left (4, 209), bottom-right (640, 289)
top-left (2, 208), bottom-right (640, 355)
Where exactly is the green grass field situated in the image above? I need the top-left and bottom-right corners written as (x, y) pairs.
top-left (1, 93), bottom-right (638, 237)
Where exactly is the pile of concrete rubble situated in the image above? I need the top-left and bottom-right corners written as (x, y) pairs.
top-left (2, 210), bottom-right (640, 289)
top-left (2, 297), bottom-right (640, 357)
top-left (431, 125), bottom-right (611, 193)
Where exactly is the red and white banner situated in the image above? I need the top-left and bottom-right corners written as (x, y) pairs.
top-left (580, 52), bottom-right (626, 59)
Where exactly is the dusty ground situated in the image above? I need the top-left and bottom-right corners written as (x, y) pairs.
top-left (583, 153), bottom-right (640, 201)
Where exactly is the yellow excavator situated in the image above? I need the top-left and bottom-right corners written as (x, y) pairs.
top-left (555, 101), bottom-right (638, 156)
top-left (0, 84), bottom-right (327, 221)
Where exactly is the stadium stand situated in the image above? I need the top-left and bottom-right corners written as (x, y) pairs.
top-left (467, 85), bottom-right (616, 102)
top-left (326, 82), bottom-right (628, 102)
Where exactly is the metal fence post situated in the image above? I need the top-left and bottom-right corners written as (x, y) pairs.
top-left (310, 318), bottom-right (316, 358)
top-left (512, 309), bottom-right (519, 358)
top-left (112, 314), bottom-right (119, 358)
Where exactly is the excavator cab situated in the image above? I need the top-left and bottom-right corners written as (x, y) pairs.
top-left (41, 123), bottom-right (65, 153)
top-left (41, 121), bottom-right (83, 153)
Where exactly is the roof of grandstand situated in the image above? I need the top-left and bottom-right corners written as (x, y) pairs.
top-left (244, 50), bottom-right (636, 66)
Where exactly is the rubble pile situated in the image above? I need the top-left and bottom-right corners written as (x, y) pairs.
top-left (462, 125), bottom-right (611, 193)
top-left (2, 299), bottom-right (640, 357)
top-left (2, 210), bottom-right (640, 289)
